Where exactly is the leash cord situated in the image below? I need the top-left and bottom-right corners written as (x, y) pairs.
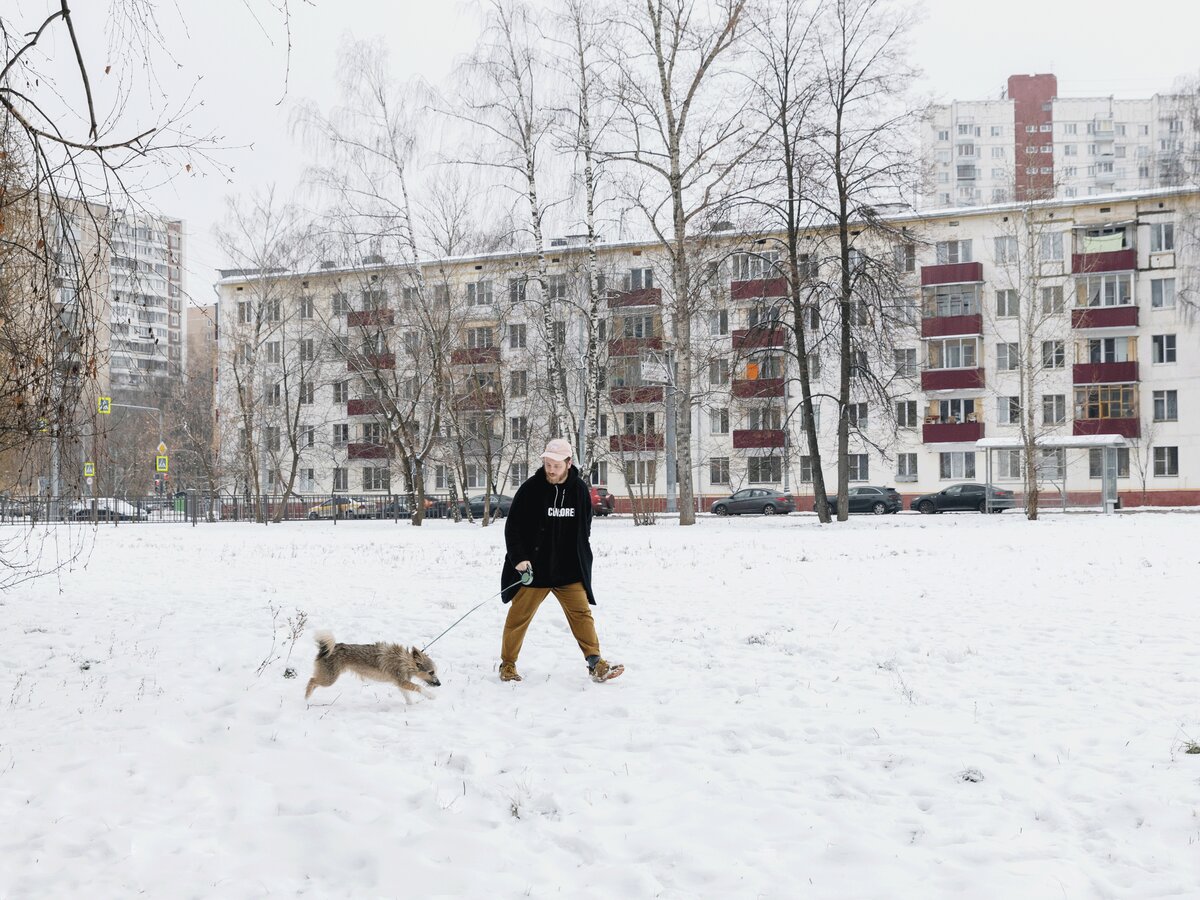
top-left (422, 571), bottom-right (531, 652)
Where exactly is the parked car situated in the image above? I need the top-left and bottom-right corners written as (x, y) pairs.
top-left (589, 485), bottom-right (615, 517)
top-left (458, 494), bottom-right (513, 518)
top-left (307, 496), bottom-right (370, 520)
top-left (68, 498), bottom-right (148, 521)
top-left (910, 483), bottom-right (1016, 514)
top-left (0, 498), bottom-right (30, 518)
top-left (814, 485), bottom-right (902, 516)
top-left (710, 489), bottom-right (796, 516)
top-left (380, 496), bottom-right (448, 519)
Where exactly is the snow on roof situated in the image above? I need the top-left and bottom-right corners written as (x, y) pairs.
top-left (975, 434), bottom-right (1128, 450)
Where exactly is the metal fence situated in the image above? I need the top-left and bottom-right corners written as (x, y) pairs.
top-left (0, 492), bottom-right (460, 525)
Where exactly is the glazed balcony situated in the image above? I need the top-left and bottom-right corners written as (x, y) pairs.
top-left (1071, 306), bottom-right (1138, 329)
top-left (1071, 248), bottom-right (1136, 275)
top-left (609, 433), bottom-right (665, 452)
top-left (451, 346), bottom-right (501, 366)
top-left (922, 421), bottom-right (984, 443)
top-left (1074, 418), bottom-right (1141, 439)
top-left (732, 428), bottom-right (785, 449)
top-left (347, 398), bottom-right (383, 416)
top-left (610, 386), bottom-right (664, 405)
top-left (920, 262), bottom-right (983, 286)
top-left (731, 277), bottom-right (788, 301)
top-left (1072, 361), bottom-right (1138, 385)
top-left (347, 352), bottom-right (395, 372)
top-left (608, 336), bottom-right (663, 357)
top-left (347, 308), bottom-right (394, 327)
top-left (607, 287), bottom-right (662, 308)
top-left (348, 443), bottom-right (389, 460)
top-left (920, 368), bottom-right (985, 391)
top-left (731, 377), bottom-right (785, 399)
top-left (732, 326), bottom-right (786, 351)
top-left (921, 313), bottom-right (983, 338)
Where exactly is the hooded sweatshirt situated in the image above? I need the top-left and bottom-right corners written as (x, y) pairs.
top-left (500, 464), bottom-right (595, 603)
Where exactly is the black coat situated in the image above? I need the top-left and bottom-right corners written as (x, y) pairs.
top-left (500, 465), bottom-right (595, 605)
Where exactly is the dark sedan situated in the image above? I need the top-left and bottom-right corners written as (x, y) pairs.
top-left (910, 483), bottom-right (1016, 514)
top-left (458, 494), bottom-right (513, 518)
top-left (815, 485), bottom-right (902, 516)
top-left (710, 488), bottom-right (796, 516)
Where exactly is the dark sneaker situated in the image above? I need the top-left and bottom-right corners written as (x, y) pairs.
top-left (589, 658), bottom-right (624, 683)
top-left (499, 662), bottom-right (522, 682)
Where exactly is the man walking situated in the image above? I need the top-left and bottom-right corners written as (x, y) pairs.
top-left (498, 438), bottom-right (623, 684)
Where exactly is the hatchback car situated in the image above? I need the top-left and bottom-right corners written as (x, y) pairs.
top-left (68, 498), bottom-right (148, 521)
top-left (710, 489), bottom-right (796, 516)
top-left (458, 494), bottom-right (513, 518)
top-left (910, 483), bottom-right (1016, 514)
top-left (307, 496), bottom-right (370, 519)
top-left (589, 485), bottom-right (615, 516)
top-left (815, 485), bottom-right (902, 516)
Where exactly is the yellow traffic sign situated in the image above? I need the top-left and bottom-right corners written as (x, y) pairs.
top-left (155, 455), bottom-right (169, 473)
top-left (83, 462), bottom-right (95, 477)
top-left (157, 441), bottom-right (168, 455)
top-left (98, 397), bottom-right (112, 414)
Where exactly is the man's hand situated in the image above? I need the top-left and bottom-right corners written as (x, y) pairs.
top-left (515, 560), bottom-right (531, 572)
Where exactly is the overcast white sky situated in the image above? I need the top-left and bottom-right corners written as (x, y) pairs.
top-left (25, 0), bottom-right (1200, 309)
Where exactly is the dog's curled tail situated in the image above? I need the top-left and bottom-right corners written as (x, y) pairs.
top-left (313, 630), bottom-right (336, 658)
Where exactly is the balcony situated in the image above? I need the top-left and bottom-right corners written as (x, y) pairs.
top-left (348, 352), bottom-right (395, 372)
top-left (732, 326), bottom-right (786, 351)
top-left (920, 368), bottom-right (985, 392)
top-left (732, 428), bottom-right (785, 449)
top-left (610, 386), bottom-right (664, 405)
top-left (609, 433), bottom-right (665, 453)
top-left (920, 261), bottom-right (983, 286)
top-left (347, 398), bottom-right (383, 416)
top-left (347, 308), bottom-right (394, 327)
top-left (451, 346), bottom-right (501, 366)
top-left (1071, 306), bottom-right (1138, 330)
top-left (348, 443), bottom-right (389, 460)
top-left (921, 313), bottom-right (983, 338)
top-left (731, 277), bottom-right (788, 301)
top-left (1072, 361), bottom-right (1138, 384)
top-left (607, 287), bottom-right (662, 308)
top-left (1071, 248), bottom-right (1136, 275)
top-left (922, 421), bottom-right (984, 443)
top-left (455, 390), bottom-right (502, 411)
top-left (1074, 418), bottom-right (1140, 439)
top-left (731, 377), bottom-right (785, 399)
top-left (608, 336), bottom-right (663, 357)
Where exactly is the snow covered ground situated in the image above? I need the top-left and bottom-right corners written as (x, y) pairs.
top-left (2, 513), bottom-right (1199, 899)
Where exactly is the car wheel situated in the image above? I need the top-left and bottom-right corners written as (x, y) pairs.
top-left (713, 504), bottom-right (729, 516)
top-left (918, 500), bottom-right (935, 515)
top-left (978, 500), bottom-right (988, 514)
top-left (762, 504), bottom-right (776, 515)
top-left (872, 502), bottom-right (887, 515)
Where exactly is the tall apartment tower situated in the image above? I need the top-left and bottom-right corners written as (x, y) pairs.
top-left (921, 73), bottom-right (1200, 209)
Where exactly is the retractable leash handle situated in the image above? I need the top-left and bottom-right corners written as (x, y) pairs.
top-left (421, 566), bottom-right (534, 652)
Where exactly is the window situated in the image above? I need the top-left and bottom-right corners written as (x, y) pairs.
top-left (1042, 340), bottom-right (1065, 369)
top-left (1076, 274), bottom-right (1132, 308)
top-left (709, 359), bottom-right (730, 385)
top-left (622, 314), bottom-right (656, 339)
top-left (362, 422), bottom-right (385, 445)
top-left (266, 341), bottom-right (281, 363)
top-left (299, 381), bottom-right (314, 405)
top-left (896, 400), bottom-right (918, 429)
top-left (847, 403), bottom-right (868, 429)
top-left (709, 408), bottom-right (729, 435)
top-left (510, 417), bottom-right (528, 440)
top-left (363, 467), bottom-right (390, 491)
top-left (263, 298), bottom-right (281, 322)
top-left (1086, 337), bottom-right (1132, 364)
top-left (1039, 232), bottom-right (1064, 260)
top-left (749, 406), bottom-right (782, 430)
top-left (798, 456), bottom-right (814, 483)
top-left (996, 289), bottom-right (1019, 317)
top-left (709, 310), bottom-right (729, 335)
top-left (1041, 286), bottom-right (1064, 314)
top-left (997, 396), bottom-right (1021, 425)
top-left (894, 243), bottom-right (916, 273)
top-left (509, 323), bottom-right (527, 349)
top-left (1064, 144), bottom-right (1077, 157)
top-left (994, 236), bottom-right (1018, 265)
top-left (937, 129), bottom-right (949, 141)
top-left (847, 454), bottom-right (869, 482)
top-left (589, 460), bottom-right (607, 485)
top-left (996, 449), bottom-right (1023, 479)
top-left (996, 342), bottom-right (1019, 371)
top-left (1152, 334), bottom-right (1176, 364)
top-left (897, 453), bottom-right (917, 480)
top-left (237, 300), bottom-right (251, 324)
top-left (264, 426), bottom-right (280, 452)
top-left (1074, 385), bottom-right (1137, 421)
top-left (300, 338), bottom-right (315, 362)
top-left (1150, 222), bottom-right (1175, 252)
top-left (1154, 446), bottom-right (1179, 477)
top-left (732, 251), bottom-right (780, 281)
top-left (1088, 447), bottom-right (1130, 478)
top-left (935, 240), bottom-right (972, 264)
top-left (1042, 394), bottom-right (1066, 425)
top-left (299, 295), bottom-right (314, 319)
top-left (709, 457), bottom-right (730, 485)
top-left (266, 382), bottom-right (281, 407)
top-left (467, 327), bottom-right (493, 349)
top-left (626, 267), bottom-right (654, 290)
top-left (625, 460), bottom-right (657, 485)
top-left (510, 461), bottom-right (529, 484)
top-left (925, 284), bottom-right (979, 317)
top-left (623, 411), bottom-right (656, 435)
top-left (927, 337), bottom-right (978, 370)
top-left (748, 456), bottom-right (783, 484)
top-left (301, 425), bottom-right (315, 448)
top-left (508, 278), bottom-right (527, 305)
top-left (1037, 448), bottom-right (1066, 481)
top-left (597, 414), bottom-right (607, 437)
top-left (332, 468), bottom-right (348, 492)
top-left (333, 423), bottom-right (349, 445)
top-left (1063, 123), bottom-right (1077, 135)
top-left (894, 348), bottom-right (917, 377)
top-left (939, 452), bottom-right (976, 479)
top-left (466, 280), bottom-right (493, 306)
top-left (1153, 390), bottom-right (1178, 422)
top-left (551, 320), bottom-right (567, 347)
top-left (510, 370), bottom-right (527, 397)
top-left (1151, 278), bottom-right (1176, 309)
top-left (547, 274), bottom-right (568, 300)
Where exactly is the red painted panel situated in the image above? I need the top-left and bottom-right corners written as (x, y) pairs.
top-left (1072, 361), bottom-right (1138, 384)
top-left (608, 336), bottom-right (664, 357)
top-left (731, 277), bottom-right (788, 300)
top-left (1073, 418), bottom-right (1141, 439)
top-left (347, 309), bottom-right (394, 327)
top-left (920, 368), bottom-right (985, 391)
top-left (921, 314), bottom-right (983, 338)
top-left (1009, 73), bottom-right (1057, 201)
top-left (920, 262), bottom-right (983, 286)
top-left (1070, 306), bottom-right (1138, 329)
top-left (348, 352), bottom-right (395, 372)
top-left (455, 391), bottom-right (502, 411)
top-left (607, 287), bottom-right (662, 308)
top-left (731, 377), bottom-right (785, 399)
top-left (922, 422), bottom-right (984, 443)
top-left (348, 443), bottom-right (389, 460)
top-left (732, 429), bottom-right (786, 449)
top-left (1071, 249), bottom-right (1137, 274)
top-left (610, 386), bottom-right (664, 405)
top-left (609, 433), bottom-right (665, 452)
top-left (450, 346), bottom-right (501, 366)
top-left (347, 398), bottom-right (383, 416)
top-left (731, 327), bottom-right (787, 350)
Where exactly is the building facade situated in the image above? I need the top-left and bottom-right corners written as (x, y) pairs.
top-left (213, 187), bottom-right (1200, 509)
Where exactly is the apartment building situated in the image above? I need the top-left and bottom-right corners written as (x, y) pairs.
top-left (921, 74), bottom-right (1200, 209)
top-left (213, 186), bottom-right (1200, 509)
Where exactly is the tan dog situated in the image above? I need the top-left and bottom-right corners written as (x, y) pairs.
top-left (305, 631), bottom-right (441, 703)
